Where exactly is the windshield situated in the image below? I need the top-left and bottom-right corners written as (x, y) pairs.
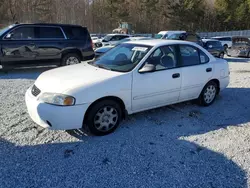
top-left (0, 25), bottom-right (13, 36)
top-left (168, 33), bottom-right (182, 40)
top-left (90, 43), bottom-right (152, 72)
top-left (154, 34), bottom-right (163, 39)
top-left (103, 35), bottom-right (113, 42)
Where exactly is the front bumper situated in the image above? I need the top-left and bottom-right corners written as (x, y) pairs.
top-left (25, 87), bottom-right (90, 130)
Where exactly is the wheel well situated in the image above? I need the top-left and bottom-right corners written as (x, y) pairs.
top-left (62, 49), bottom-right (83, 61)
top-left (83, 96), bottom-right (127, 124)
top-left (209, 79), bottom-right (220, 93)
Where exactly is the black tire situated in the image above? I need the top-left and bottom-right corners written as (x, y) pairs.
top-left (85, 100), bottom-right (122, 136)
top-left (223, 44), bottom-right (228, 52)
top-left (198, 81), bottom-right (218, 106)
top-left (61, 53), bottom-right (81, 66)
top-left (247, 52), bottom-right (250, 58)
top-left (219, 52), bottom-right (224, 58)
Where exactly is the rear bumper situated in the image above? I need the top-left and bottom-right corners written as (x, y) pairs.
top-left (25, 87), bottom-right (90, 130)
top-left (220, 76), bottom-right (230, 91)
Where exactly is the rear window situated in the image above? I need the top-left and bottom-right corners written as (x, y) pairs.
top-left (37, 27), bottom-right (64, 39)
top-left (215, 37), bottom-right (231, 41)
top-left (63, 27), bottom-right (88, 40)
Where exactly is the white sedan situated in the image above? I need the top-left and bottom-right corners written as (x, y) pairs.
top-left (25, 40), bottom-right (229, 136)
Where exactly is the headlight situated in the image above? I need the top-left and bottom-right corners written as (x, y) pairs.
top-left (38, 93), bottom-right (75, 106)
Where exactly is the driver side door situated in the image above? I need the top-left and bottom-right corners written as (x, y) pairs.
top-left (132, 45), bottom-right (182, 112)
top-left (1, 26), bottom-right (37, 66)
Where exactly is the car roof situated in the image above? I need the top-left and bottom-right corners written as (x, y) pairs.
top-left (129, 37), bottom-right (151, 40)
top-left (106, 34), bottom-right (131, 36)
top-left (15, 23), bottom-right (86, 28)
top-left (212, 36), bottom-right (231, 38)
top-left (125, 39), bottom-right (199, 46)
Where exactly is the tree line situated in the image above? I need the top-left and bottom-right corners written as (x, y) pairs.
top-left (0, 0), bottom-right (250, 33)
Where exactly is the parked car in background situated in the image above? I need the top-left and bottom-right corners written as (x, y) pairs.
top-left (26, 40), bottom-right (229, 136)
top-left (168, 32), bottom-right (203, 46)
top-left (101, 34), bottom-right (130, 46)
top-left (154, 31), bottom-right (185, 39)
top-left (95, 37), bottom-right (151, 58)
top-left (91, 36), bottom-right (103, 49)
top-left (202, 39), bottom-right (224, 58)
top-left (226, 36), bottom-right (250, 57)
top-left (0, 23), bottom-right (94, 70)
top-left (211, 36), bottom-right (232, 50)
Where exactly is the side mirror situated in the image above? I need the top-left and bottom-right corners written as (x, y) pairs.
top-left (208, 45), bottom-right (213, 48)
top-left (5, 33), bottom-right (13, 39)
top-left (139, 63), bottom-right (156, 73)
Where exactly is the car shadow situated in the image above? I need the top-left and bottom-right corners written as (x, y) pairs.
top-left (0, 66), bottom-right (56, 80)
top-left (1, 87), bottom-right (249, 187)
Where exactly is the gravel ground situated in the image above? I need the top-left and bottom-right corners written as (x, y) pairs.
top-left (0, 57), bottom-right (250, 188)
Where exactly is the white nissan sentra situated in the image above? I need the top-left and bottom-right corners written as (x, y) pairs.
top-left (25, 40), bottom-right (229, 136)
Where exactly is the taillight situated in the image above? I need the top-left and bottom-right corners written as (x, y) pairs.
top-left (91, 40), bottom-right (95, 49)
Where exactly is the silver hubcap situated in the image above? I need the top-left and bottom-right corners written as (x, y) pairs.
top-left (94, 106), bottom-right (118, 132)
top-left (66, 57), bottom-right (79, 65)
top-left (204, 85), bottom-right (216, 104)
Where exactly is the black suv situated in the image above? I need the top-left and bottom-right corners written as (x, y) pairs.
top-left (0, 23), bottom-right (94, 69)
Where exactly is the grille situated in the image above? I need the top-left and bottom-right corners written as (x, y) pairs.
top-left (31, 85), bottom-right (41, 97)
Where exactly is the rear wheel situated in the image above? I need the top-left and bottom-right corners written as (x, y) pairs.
top-left (85, 100), bottom-right (122, 136)
top-left (198, 81), bottom-right (218, 106)
top-left (61, 53), bottom-right (81, 66)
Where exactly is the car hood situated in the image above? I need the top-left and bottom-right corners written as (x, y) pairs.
top-left (34, 63), bottom-right (124, 94)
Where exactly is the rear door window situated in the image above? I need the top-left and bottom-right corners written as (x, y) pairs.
top-left (63, 27), bottom-right (88, 40)
top-left (37, 27), bottom-right (64, 39)
top-left (180, 45), bottom-right (200, 66)
top-left (180, 45), bottom-right (210, 66)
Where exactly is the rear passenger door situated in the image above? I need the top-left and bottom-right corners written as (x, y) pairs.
top-left (179, 45), bottom-right (213, 101)
top-left (34, 26), bottom-right (66, 61)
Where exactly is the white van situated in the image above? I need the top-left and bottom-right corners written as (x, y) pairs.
top-left (156, 31), bottom-right (186, 39)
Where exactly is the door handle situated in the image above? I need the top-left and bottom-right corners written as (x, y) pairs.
top-left (172, 73), bottom-right (180, 79)
top-left (206, 68), bottom-right (212, 72)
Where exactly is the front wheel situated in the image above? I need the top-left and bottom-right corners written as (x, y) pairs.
top-left (61, 53), bottom-right (81, 66)
top-left (85, 100), bottom-right (122, 136)
top-left (198, 81), bottom-right (218, 106)
top-left (247, 52), bottom-right (250, 58)
top-left (219, 52), bottom-right (224, 58)
top-left (223, 44), bottom-right (228, 52)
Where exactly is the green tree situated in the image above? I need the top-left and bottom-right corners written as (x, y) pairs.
top-left (167, 0), bottom-right (206, 31)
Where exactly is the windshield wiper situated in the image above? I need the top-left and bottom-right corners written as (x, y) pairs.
top-left (96, 64), bottom-right (115, 71)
